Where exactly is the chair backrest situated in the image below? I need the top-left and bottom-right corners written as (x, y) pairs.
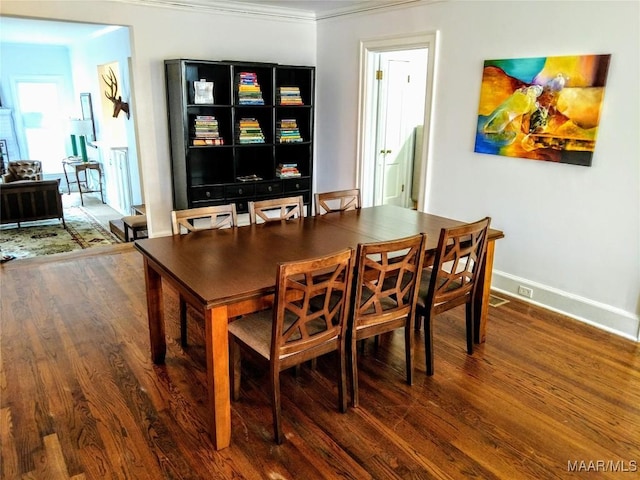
top-left (248, 195), bottom-right (304, 224)
top-left (425, 217), bottom-right (491, 315)
top-left (315, 189), bottom-right (361, 215)
top-left (272, 248), bottom-right (354, 362)
top-left (351, 233), bottom-right (426, 331)
top-left (171, 204), bottom-right (237, 234)
top-left (5, 160), bottom-right (42, 182)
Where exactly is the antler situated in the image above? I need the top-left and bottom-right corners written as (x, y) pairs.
top-left (102, 67), bottom-right (119, 103)
top-left (102, 67), bottom-right (130, 119)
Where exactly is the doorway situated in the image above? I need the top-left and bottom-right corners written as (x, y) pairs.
top-left (357, 33), bottom-right (438, 211)
top-left (0, 17), bottom-right (141, 216)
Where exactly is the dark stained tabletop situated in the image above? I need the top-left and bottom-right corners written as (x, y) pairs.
top-left (134, 205), bottom-right (504, 309)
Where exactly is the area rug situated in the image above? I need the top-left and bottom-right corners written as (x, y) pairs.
top-left (0, 206), bottom-right (120, 260)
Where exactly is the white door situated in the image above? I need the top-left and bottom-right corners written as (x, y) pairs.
top-left (364, 46), bottom-right (430, 209)
top-left (375, 54), bottom-right (414, 207)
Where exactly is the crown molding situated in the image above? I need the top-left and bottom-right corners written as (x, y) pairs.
top-left (315, 0), bottom-right (425, 20)
top-left (114, 0), bottom-right (428, 22)
top-left (116, 0), bottom-right (316, 21)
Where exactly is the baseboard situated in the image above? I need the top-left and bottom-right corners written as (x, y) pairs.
top-left (492, 271), bottom-right (639, 342)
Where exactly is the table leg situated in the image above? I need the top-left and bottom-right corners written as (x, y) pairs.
top-left (204, 305), bottom-right (231, 450)
top-left (62, 162), bottom-right (72, 194)
top-left (143, 258), bottom-right (166, 363)
top-left (474, 239), bottom-right (496, 344)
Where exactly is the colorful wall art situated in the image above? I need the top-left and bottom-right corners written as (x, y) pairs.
top-left (474, 54), bottom-right (611, 166)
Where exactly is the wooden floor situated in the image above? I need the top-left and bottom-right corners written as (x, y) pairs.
top-left (1, 245), bottom-right (638, 479)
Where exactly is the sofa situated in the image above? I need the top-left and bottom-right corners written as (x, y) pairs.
top-left (0, 179), bottom-right (66, 228)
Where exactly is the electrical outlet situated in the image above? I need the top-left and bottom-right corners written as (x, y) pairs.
top-left (518, 285), bottom-right (533, 298)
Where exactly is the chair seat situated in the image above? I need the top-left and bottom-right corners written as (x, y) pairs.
top-left (122, 214), bottom-right (148, 242)
top-left (229, 310), bottom-right (335, 361)
top-left (415, 269), bottom-right (461, 310)
top-left (228, 310), bottom-right (273, 360)
top-left (123, 215), bottom-right (147, 228)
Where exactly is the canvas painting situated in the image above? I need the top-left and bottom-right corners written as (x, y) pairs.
top-left (474, 54), bottom-right (611, 166)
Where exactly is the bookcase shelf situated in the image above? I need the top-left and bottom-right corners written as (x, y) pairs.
top-left (165, 59), bottom-right (315, 213)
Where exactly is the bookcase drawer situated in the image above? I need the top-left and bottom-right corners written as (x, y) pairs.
top-left (282, 177), bottom-right (310, 193)
top-left (191, 186), bottom-right (224, 202)
top-left (225, 184), bottom-right (255, 198)
top-left (234, 200), bottom-right (249, 214)
top-left (192, 199), bottom-right (228, 208)
top-left (255, 181), bottom-right (283, 196)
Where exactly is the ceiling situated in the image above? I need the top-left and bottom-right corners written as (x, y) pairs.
top-left (0, 18), bottom-right (120, 46)
top-left (0, 0), bottom-right (418, 45)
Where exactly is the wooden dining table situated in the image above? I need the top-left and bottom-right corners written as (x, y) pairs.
top-left (134, 205), bottom-right (504, 450)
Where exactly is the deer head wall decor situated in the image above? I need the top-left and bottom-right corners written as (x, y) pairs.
top-left (102, 67), bottom-right (130, 119)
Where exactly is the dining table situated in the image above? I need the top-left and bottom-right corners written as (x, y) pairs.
top-left (134, 205), bottom-right (504, 449)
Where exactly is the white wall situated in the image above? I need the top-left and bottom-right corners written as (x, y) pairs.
top-left (1, 0), bottom-right (316, 236)
top-left (315, 1), bottom-right (639, 339)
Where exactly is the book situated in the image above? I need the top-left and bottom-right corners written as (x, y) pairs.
top-left (236, 72), bottom-right (264, 105)
top-left (192, 115), bottom-right (222, 142)
top-left (276, 118), bottom-right (303, 143)
top-left (237, 117), bottom-right (265, 144)
top-left (276, 163), bottom-right (301, 178)
top-left (277, 86), bottom-right (303, 105)
top-left (194, 79), bottom-right (214, 104)
top-left (192, 138), bottom-right (224, 146)
top-left (237, 174), bottom-right (263, 182)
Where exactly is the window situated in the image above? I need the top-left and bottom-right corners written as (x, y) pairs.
top-left (14, 78), bottom-right (67, 173)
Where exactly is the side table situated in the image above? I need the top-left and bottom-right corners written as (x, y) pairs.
top-left (62, 157), bottom-right (105, 205)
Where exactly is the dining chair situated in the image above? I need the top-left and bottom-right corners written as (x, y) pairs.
top-left (414, 217), bottom-right (491, 376)
top-left (228, 248), bottom-right (354, 444)
top-left (314, 188), bottom-right (361, 215)
top-left (348, 233), bottom-right (426, 407)
top-left (171, 203), bottom-right (237, 234)
top-left (171, 203), bottom-right (238, 347)
top-left (248, 195), bottom-right (304, 224)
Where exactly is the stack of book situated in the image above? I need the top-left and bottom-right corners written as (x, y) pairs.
top-left (277, 86), bottom-right (303, 105)
top-left (276, 163), bottom-right (301, 178)
top-left (237, 174), bottom-right (263, 182)
top-left (276, 119), bottom-right (303, 143)
top-left (192, 115), bottom-right (223, 145)
top-left (237, 72), bottom-right (264, 105)
top-left (237, 118), bottom-right (265, 144)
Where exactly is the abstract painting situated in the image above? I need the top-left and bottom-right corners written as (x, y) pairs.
top-left (474, 54), bottom-right (611, 166)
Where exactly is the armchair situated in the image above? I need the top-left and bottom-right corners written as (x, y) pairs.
top-left (2, 161), bottom-right (43, 183)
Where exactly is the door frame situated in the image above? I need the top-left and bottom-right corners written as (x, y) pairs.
top-left (356, 32), bottom-right (439, 211)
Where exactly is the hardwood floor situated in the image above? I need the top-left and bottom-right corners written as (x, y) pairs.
top-left (1, 246), bottom-right (638, 479)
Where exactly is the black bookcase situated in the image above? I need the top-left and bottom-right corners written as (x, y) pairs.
top-left (164, 59), bottom-right (315, 213)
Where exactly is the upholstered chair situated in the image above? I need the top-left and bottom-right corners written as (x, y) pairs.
top-left (348, 233), bottom-right (426, 407)
top-left (2, 160), bottom-right (43, 183)
top-left (415, 217), bottom-right (491, 376)
top-left (229, 248), bottom-right (354, 443)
